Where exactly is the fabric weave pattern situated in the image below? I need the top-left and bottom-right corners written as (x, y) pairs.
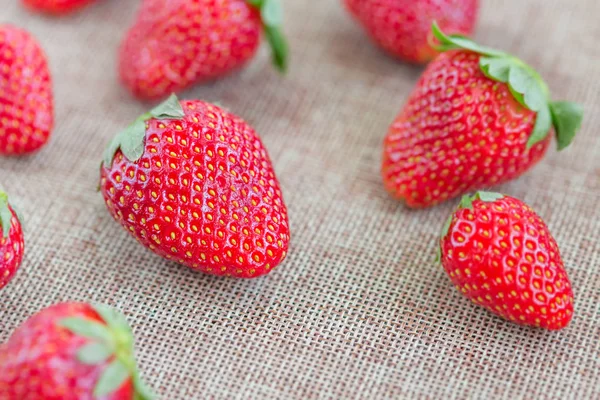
top-left (1, 0), bottom-right (599, 398)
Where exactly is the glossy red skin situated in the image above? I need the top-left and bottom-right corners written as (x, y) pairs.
top-left (382, 51), bottom-right (551, 208)
top-left (100, 100), bottom-right (290, 278)
top-left (344, 0), bottom-right (479, 63)
top-left (441, 196), bottom-right (574, 330)
top-left (0, 206), bottom-right (24, 290)
top-left (0, 303), bottom-right (133, 399)
top-left (21, 0), bottom-right (95, 14)
top-left (0, 25), bottom-right (53, 155)
top-left (120, 0), bottom-right (262, 100)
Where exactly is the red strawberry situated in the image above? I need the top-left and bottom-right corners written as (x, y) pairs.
top-left (0, 25), bottom-right (53, 155)
top-left (21, 0), bottom-right (95, 14)
top-left (382, 24), bottom-right (583, 208)
top-left (0, 302), bottom-right (154, 399)
top-left (344, 0), bottom-right (479, 64)
top-left (439, 192), bottom-right (574, 330)
top-left (119, 0), bottom-right (288, 100)
top-left (0, 191), bottom-right (24, 290)
top-left (100, 95), bottom-right (290, 278)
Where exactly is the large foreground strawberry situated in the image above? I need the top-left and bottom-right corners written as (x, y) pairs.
top-left (100, 95), bottom-right (290, 278)
top-left (0, 190), bottom-right (24, 290)
top-left (382, 24), bottom-right (584, 208)
top-left (22, 0), bottom-right (96, 14)
top-left (119, 0), bottom-right (288, 100)
top-left (438, 192), bottom-right (574, 330)
top-left (344, 0), bottom-right (479, 64)
top-left (0, 302), bottom-right (153, 399)
top-left (0, 25), bottom-right (53, 155)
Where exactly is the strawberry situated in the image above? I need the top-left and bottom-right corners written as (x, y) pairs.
top-left (344, 0), bottom-right (479, 64)
top-left (119, 0), bottom-right (288, 100)
top-left (21, 0), bottom-right (95, 14)
top-left (438, 192), bottom-right (574, 330)
top-left (0, 25), bottom-right (53, 155)
top-left (0, 190), bottom-right (24, 290)
top-left (0, 302), bottom-right (154, 399)
top-left (100, 94), bottom-right (290, 278)
top-left (382, 24), bottom-right (584, 208)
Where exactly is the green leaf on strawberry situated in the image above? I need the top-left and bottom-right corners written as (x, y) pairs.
top-left (459, 194), bottom-right (474, 210)
top-left (247, 0), bottom-right (289, 72)
top-left (436, 214), bottom-right (454, 263)
top-left (102, 94), bottom-right (185, 167)
top-left (93, 303), bottom-right (133, 333)
top-left (59, 317), bottom-right (114, 342)
top-left (77, 342), bottom-right (114, 364)
top-left (60, 305), bottom-right (155, 400)
top-left (528, 107), bottom-right (552, 148)
top-left (261, 0), bottom-right (283, 26)
top-left (94, 359), bottom-right (130, 397)
top-left (431, 22), bottom-right (583, 151)
top-left (550, 101), bottom-right (584, 150)
top-left (264, 25), bottom-right (288, 71)
top-left (474, 191), bottom-right (505, 203)
top-left (431, 23), bottom-right (504, 58)
top-left (149, 94), bottom-right (186, 120)
top-left (0, 191), bottom-right (12, 238)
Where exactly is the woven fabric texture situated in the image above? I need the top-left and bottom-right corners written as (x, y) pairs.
top-left (1, 0), bottom-right (599, 398)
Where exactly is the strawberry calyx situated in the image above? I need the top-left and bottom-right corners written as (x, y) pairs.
top-left (456, 191), bottom-right (504, 212)
top-left (0, 191), bottom-right (13, 238)
top-left (431, 22), bottom-right (583, 151)
top-left (246, 0), bottom-right (288, 72)
top-left (59, 305), bottom-right (155, 400)
top-left (102, 94), bottom-right (185, 168)
top-left (436, 191), bottom-right (505, 262)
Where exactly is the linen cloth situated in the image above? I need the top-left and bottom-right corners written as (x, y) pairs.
top-left (1, 0), bottom-right (599, 398)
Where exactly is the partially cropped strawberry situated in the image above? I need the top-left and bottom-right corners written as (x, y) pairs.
top-left (22, 0), bottom-right (95, 14)
top-left (439, 192), bottom-right (574, 330)
top-left (344, 0), bottom-right (479, 64)
top-left (382, 24), bottom-right (584, 208)
top-left (0, 191), bottom-right (24, 290)
top-left (0, 25), bottom-right (53, 155)
top-left (119, 0), bottom-right (288, 100)
top-left (0, 302), bottom-right (154, 399)
top-left (100, 95), bottom-right (290, 278)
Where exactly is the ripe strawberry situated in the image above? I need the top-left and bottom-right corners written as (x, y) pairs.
top-left (382, 24), bottom-right (584, 208)
top-left (100, 95), bottom-right (290, 278)
top-left (0, 302), bottom-right (154, 399)
top-left (438, 192), bottom-right (574, 330)
top-left (344, 0), bottom-right (479, 64)
top-left (0, 191), bottom-right (24, 290)
top-left (21, 0), bottom-right (95, 14)
top-left (119, 0), bottom-right (288, 100)
top-left (0, 25), bottom-right (53, 155)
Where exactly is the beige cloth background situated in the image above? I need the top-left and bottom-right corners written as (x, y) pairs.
top-left (2, 0), bottom-right (599, 398)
